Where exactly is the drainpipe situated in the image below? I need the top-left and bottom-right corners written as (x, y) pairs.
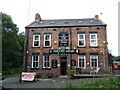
top-left (23, 28), bottom-right (29, 72)
top-left (70, 27), bottom-right (72, 70)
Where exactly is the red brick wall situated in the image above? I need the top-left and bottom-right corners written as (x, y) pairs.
top-left (24, 26), bottom-right (110, 77)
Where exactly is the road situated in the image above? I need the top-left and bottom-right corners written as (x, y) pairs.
top-left (1, 76), bottom-right (109, 89)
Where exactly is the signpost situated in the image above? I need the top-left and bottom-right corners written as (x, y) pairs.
top-left (22, 72), bottom-right (36, 81)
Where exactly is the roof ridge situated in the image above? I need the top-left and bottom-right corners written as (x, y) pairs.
top-left (38, 18), bottom-right (95, 21)
top-left (97, 19), bottom-right (106, 25)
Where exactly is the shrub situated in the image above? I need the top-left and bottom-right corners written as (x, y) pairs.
top-left (68, 70), bottom-right (74, 79)
top-left (62, 77), bottom-right (119, 88)
top-left (35, 72), bottom-right (41, 78)
top-left (46, 72), bottom-right (54, 78)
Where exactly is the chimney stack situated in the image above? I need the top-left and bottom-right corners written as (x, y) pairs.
top-left (35, 13), bottom-right (41, 21)
top-left (95, 15), bottom-right (99, 19)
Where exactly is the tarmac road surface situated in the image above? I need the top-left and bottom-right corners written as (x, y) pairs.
top-left (2, 75), bottom-right (109, 89)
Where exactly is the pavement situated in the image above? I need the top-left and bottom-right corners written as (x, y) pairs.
top-left (1, 75), bottom-right (109, 89)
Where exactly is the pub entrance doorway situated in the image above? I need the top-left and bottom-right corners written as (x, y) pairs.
top-left (60, 57), bottom-right (67, 75)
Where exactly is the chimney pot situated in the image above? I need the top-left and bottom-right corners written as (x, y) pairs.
top-left (35, 13), bottom-right (41, 21)
top-left (95, 15), bottom-right (99, 19)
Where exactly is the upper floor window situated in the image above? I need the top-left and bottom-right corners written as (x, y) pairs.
top-left (33, 35), bottom-right (40, 47)
top-left (90, 34), bottom-right (98, 47)
top-left (32, 55), bottom-right (39, 68)
top-left (78, 55), bottom-right (86, 68)
top-left (44, 34), bottom-right (51, 47)
top-left (59, 32), bottom-right (69, 47)
top-left (78, 34), bottom-right (85, 47)
top-left (90, 55), bottom-right (98, 67)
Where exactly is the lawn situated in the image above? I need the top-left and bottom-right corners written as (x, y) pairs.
top-left (118, 61), bottom-right (120, 65)
top-left (63, 77), bottom-right (120, 88)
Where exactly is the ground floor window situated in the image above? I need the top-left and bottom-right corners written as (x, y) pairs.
top-left (78, 55), bottom-right (86, 68)
top-left (43, 55), bottom-right (50, 68)
top-left (32, 55), bottom-right (39, 68)
top-left (90, 55), bottom-right (98, 67)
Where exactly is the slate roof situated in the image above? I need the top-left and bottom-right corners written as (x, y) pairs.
top-left (25, 18), bottom-right (106, 28)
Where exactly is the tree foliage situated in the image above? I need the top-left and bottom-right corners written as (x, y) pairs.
top-left (1, 12), bottom-right (24, 72)
top-left (112, 56), bottom-right (120, 61)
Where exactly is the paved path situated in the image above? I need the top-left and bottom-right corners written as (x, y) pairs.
top-left (2, 76), bottom-right (108, 88)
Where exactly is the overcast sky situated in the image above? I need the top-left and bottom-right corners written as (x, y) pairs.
top-left (0, 0), bottom-right (119, 56)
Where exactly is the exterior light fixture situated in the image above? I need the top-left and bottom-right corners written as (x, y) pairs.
top-left (76, 50), bottom-right (78, 53)
top-left (103, 41), bottom-right (106, 44)
top-left (74, 47), bottom-right (76, 49)
top-left (26, 51), bottom-right (29, 54)
top-left (100, 50), bottom-right (102, 53)
top-left (55, 41), bottom-right (57, 44)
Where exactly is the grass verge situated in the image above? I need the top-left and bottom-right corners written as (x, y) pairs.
top-left (62, 77), bottom-right (120, 88)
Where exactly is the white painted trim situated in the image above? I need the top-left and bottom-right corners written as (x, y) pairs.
top-left (90, 34), bottom-right (98, 47)
top-left (32, 56), bottom-right (33, 68)
top-left (78, 34), bottom-right (85, 47)
top-left (32, 55), bottom-right (39, 68)
top-left (43, 56), bottom-right (44, 68)
top-left (78, 55), bottom-right (86, 68)
top-left (44, 34), bottom-right (51, 47)
top-left (33, 35), bottom-right (40, 47)
top-left (90, 55), bottom-right (98, 67)
top-left (43, 55), bottom-right (51, 68)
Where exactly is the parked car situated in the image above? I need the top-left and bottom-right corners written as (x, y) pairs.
top-left (112, 61), bottom-right (119, 70)
top-left (0, 73), bottom-right (4, 80)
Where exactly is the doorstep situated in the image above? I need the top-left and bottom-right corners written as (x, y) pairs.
top-left (58, 75), bottom-right (68, 79)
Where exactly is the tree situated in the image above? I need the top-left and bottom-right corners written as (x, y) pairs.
top-left (1, 12), bottom-right (24, 72)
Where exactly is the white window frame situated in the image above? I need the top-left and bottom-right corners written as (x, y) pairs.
top-left (90, 55), bottom-right (98, 67)
top-left (33, 35), bottom-right (40, 47)
top-left (78, 55), bottom-right (86, 68)
top-left (43, 55), bottom-right (50, 68)
top-left (90, 34), bottom-right (98, 47)
top-left (32, 55), bottom-right (39, 68)
top-left (44, 34), bottom-right (51, 47)
top-left (78, 34), bottom-right (85, 47)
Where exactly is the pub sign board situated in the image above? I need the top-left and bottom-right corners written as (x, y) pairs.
top-left (71, 60), bottom-right (76, 66)
top-left (22, 72), bottom-right (36, 81)
top-left (49, 49), bottom-right (79, 54)
top-left (52, 60), bottom-right (57, 68)
top-left (59, 32), bottom-right (68, 47)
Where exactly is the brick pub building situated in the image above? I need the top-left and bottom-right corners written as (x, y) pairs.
top-left (24, 13), bottom-right (110, 77)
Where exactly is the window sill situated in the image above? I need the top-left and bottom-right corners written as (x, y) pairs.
top-left (59, 47), bottom-right (69, 49)
top-left (90, 67), bottom-right (98, 69)
top-left (31, 68), bottom-right (39, 70)
top-left (32, 47), bottom-right (40, 48)
top-left (77, 46), bottom-right (86, 48)
top-left (43, 47), bottom-right (51, 48)
top-left (89, 46), bottom-right (99, 48)
top-left (42, 68), bottom-right (51, 70)
top-left (77, 67), bottom-right (86, 69)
